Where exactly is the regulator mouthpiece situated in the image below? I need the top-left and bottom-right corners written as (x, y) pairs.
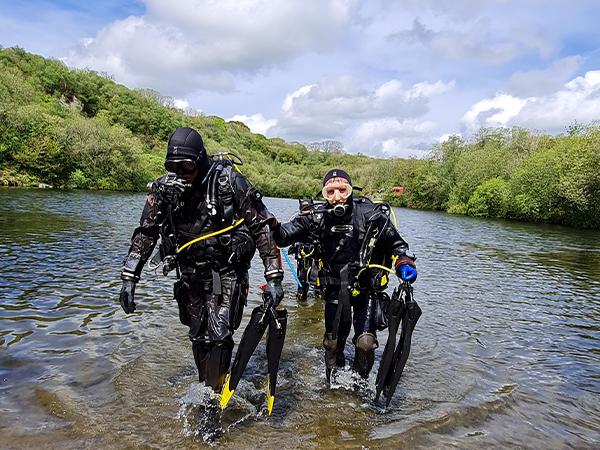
top-left (332, 204), bottom-right (348, 217)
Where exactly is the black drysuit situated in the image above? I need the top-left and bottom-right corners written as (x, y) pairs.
top-left (121, 163), bottom-right (283, 390)
top-left (274, 196), bottom-right (411, 378)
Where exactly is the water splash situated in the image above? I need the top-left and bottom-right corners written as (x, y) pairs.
top-left (329, 366), bottom-right (375, 399)
top-left (177, 383), bottom-right (223, 442)
top-left (177, 381), bottom-right (261, 442)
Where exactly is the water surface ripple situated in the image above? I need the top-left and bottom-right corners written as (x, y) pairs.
top-left (1, 189), bottom-right (599, 449)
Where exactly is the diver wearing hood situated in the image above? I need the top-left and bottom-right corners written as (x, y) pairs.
top-left (274, 169), bottom-right (417, 381)
top-left (118, 127), bottom-right (284, 393)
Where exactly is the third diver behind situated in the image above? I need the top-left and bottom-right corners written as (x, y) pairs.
top-left (273, 169), bottom-right (417, 382)
top-left (287, 197), bottom-right (324, 302)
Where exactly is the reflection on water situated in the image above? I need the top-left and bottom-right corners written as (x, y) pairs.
top-left (1, 188), bottom-right (599, 448)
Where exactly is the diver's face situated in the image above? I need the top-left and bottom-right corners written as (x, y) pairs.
top-left (322, 178), bottom-right (352, 205)
top-left (179, 169), bottom-right (199, 183)
top-left (164, 159), bottom-right (199, 182)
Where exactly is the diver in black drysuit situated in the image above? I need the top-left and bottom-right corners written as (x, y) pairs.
top-left (118, 127), bottom-right (284, 393)
top-left (287, 197), bottom-right (323, 301)
top-left (273, 169), bottom-right (417, 380)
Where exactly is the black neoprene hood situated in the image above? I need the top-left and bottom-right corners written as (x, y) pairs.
top-left (165, 127), bottom-right (210, 174)
top-left (323, 168), bottom-right (352, 186)
top-left (166, 127), bottom-right (206, 161)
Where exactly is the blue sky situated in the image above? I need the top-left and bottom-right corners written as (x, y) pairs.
top-left (2, 0), bottom-right (600, 157)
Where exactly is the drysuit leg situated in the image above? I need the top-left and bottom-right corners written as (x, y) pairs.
top-left (323, 299), bottom-right (351, 380)
top-left (351, 294), bottom-right (378, 378)
top-left (296, 258), bottom-right (309, 301)
top-left (192, 339), bottom-right (233, 391)
top-left (184, 269), bottom-right (248, 392)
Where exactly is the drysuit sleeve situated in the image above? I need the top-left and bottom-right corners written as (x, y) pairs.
top-left (230, 170), bottom-right (283, 281)
top-left (272, 215), bottom-right (312, 248)
top-left (121, 189), bottom-right (162, 281)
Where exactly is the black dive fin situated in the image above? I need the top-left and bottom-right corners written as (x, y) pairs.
top-left (374, 286), bottom-right (406, 402)
top-left (265, 308), bottom-right (288, 415)
top-left (220, 305), bottom-right (268, 408)
top-left (383, 294), bottom-right (421, 406)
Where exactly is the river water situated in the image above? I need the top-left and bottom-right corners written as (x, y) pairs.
top-left (0, 188), bottom-right (599, 449)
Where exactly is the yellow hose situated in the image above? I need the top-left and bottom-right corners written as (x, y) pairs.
top-left (177, 218), bottom-right (245, 253)
top-left (389, 206), bottom-right (398, 227)
top-left (356, 263), bottom-right (395, 280)
top-left (300, 248), bottom-right (315, 258)
top-left (366, 263), bottom-right (394, 273)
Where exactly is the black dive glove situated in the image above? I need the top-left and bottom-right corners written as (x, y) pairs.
top-left (119, 280), bottom-right (137, 314)
top-left (266, 279), bottom-right (284, 306)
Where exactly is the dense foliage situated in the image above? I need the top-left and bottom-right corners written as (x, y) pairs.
top-left (402, 128), bottom-right (600, 228)
top-left (1, 47), bottom-right (598, 228)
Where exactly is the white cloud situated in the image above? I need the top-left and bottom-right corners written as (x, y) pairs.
top-left (439, 133), bottom-right (461, 143)
top-left (373, 79), bottom-right (455, 117)
top-left (508, 56), bottom-right (583, 97)
top-left (388, 17), bottom-right (556, 64)
top-left (395, 0), bottom-right (489, 18)
top-left (282, 85), bottom-right (315, 112)
top-left (173, 98), bottom-right (189, 110)
top-left (270, 75), bottom-right (454, 156)
top-left (227, 113), bottom-right (276, 136)
top-left (462, 70), bottom-right (600, 133)
top-left (463, 94), bottom-right (529, 131)
top-left (66, 0), bottom-right (356, 95)
top-left (350, 118), bottom-right (437, 157)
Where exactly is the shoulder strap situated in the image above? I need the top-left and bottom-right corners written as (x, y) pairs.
top-left (212, 164), bottom-right (235, 224)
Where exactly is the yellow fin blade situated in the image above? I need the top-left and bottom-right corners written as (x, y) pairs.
top-left (220, 373), bottom-right (235, 410)
top-left (266, 374), bottom-right (275, 416)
